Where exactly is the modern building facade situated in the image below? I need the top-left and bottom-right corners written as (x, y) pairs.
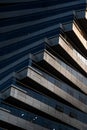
top-left (0, 0), bottom-right (87, 130)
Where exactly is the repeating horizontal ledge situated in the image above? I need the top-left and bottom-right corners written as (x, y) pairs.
top-left (16, 66), bottom-right (87, 113)
top-left (62, 21), bottom-right (87, 56)
top-left (2, 85), bottom-right (87, 130)
top-left (34, 50), bottom-right (87, 94)
top-left (0, 107), bottom-right (49, 130)
top-left (46, 34), bottom-right (87, 76)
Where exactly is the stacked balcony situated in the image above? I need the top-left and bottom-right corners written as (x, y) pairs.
top-left (1, 85), bottom-right (87, 130)
top-left (45, 34), bottom-right (87, 76)
top-left (0, 1), bottom-right (87, 130)
top-left (62, 20), bottom-right (87, 58)
top-left (33, 50), bottom-right (87, 94)
top-left (0, 101), bottom-right (50, 130)
top-left (15, 65), bottom-right (87, 113)
top-left (0, 107), bottom-right (49, 130)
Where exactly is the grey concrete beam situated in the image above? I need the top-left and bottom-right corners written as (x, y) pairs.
top-left (0, 107), bottom-right (49, 130)
top-left (62, 21), bottom-right (87, 51)
top-left (16, 66), bottom-right (87, 113)
top-left (34, 50), bottom-right (87, 94)
top-left (2, 86), bottom-right (87, 130)
top-left (58, 35), bottom-right (87, 73)
top-left (45, 34), bottom-right (87, 75)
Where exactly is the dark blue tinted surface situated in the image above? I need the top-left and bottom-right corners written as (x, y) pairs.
top-left (0, 0), bottom-right (80, 12)
top-left (0, 3), bottom-right (85, 27)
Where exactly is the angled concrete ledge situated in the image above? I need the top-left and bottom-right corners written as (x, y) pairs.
top-left (0, 107), bottom-right (49, 130)
top-left (62, 21), bottom-right (87, 57)
top-left (45, 34), bottom-right (87, 76)
top-left (16, 66), bottom-right (87, 113)
top-left (34, 50), bottom-right (87, 94)
top-left (2, 85), bottom-right (87, 130)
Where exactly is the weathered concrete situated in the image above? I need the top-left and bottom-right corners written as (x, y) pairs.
top-left (63, 21), bottom-right (87, 50)
top-left (2, 85), bottom-right (87, 130)
top-left (46, 34), bottom-right (87, 75)
top-left (0, 107), bottom-right (49, 130)
top-left (34, 50), bottom-right (87, 94)
top-left (16, 66), bottom-right (87, 113)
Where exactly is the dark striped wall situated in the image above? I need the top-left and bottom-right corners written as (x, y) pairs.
top-left (0, 0), bottom-right (86, 89)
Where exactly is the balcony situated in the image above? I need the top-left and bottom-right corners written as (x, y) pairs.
top-left (16, 65), bottom-right (87, 113)
top-left (34, 50), bottom-right (87, 94)
top-left (45, 34), bottom-right (87, 76)
top-left (62, 20), bottom-right (87, 57)
top-left (0, 107), bottom-right (49, 130)
top-left (2, 85), bottom-right (87, 130)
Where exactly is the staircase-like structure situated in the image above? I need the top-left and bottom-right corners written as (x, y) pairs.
top-left (0, 0), bottom-right (87, 130)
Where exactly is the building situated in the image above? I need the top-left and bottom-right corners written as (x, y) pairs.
top-left (0, 0), bottom-right (87, 130)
